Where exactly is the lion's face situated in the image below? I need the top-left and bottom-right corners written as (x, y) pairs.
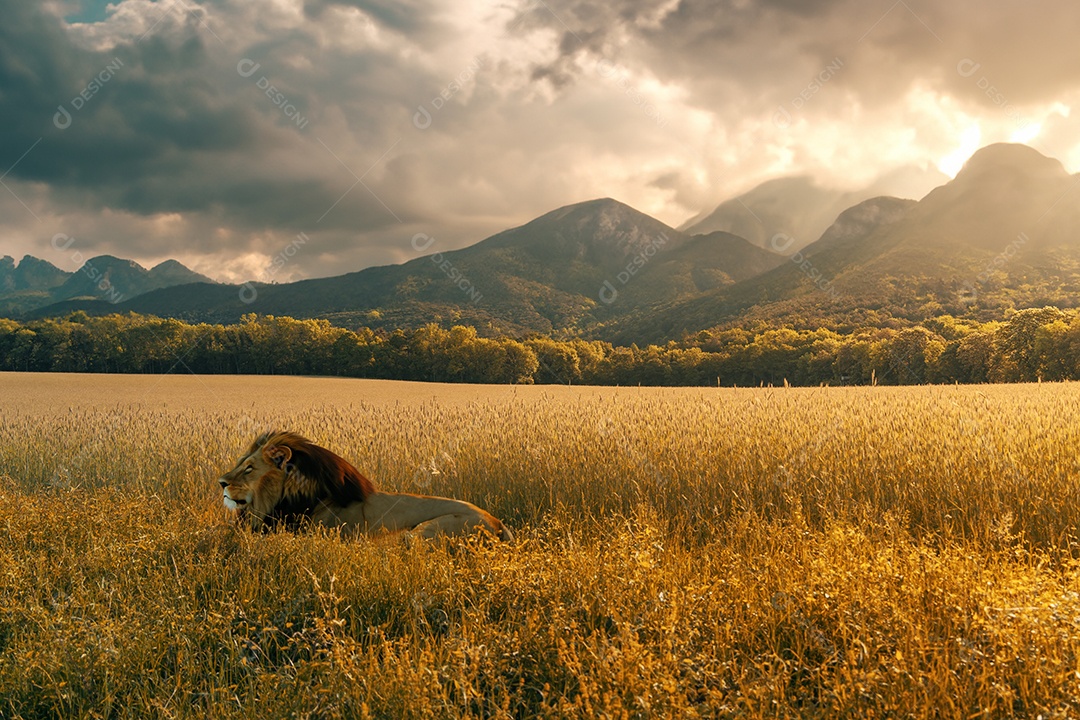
top-left (217, 442), bottom-right (292, 524)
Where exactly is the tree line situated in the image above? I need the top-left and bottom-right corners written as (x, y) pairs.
top-left (1, 307), bottom-right (1079, 385)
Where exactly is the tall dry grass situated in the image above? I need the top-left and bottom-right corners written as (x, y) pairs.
top-left (1, 374), bottom-right (1079, 717)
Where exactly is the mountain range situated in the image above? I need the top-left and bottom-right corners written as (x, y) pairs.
top-left (0, 255), bottom-right (211, 317)
top-left (7, 143), bottom-right (1080, 344)
top-left (616, 142), bottom-right (1080, 342)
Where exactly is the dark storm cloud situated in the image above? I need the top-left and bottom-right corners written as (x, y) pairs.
top-left (0, 0), bottom-right (422, 259)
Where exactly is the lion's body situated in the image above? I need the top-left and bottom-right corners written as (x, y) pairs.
top-left (218, 431), bottom-right (512, 542)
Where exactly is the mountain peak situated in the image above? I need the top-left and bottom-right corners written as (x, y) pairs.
top-left (541, 197), bottom-right (649, 223)
top-left (65, 255), bottom-right (148, 280)
top-left (573, 197), bottom-right (621, 208)
top-left (17, 254), bottom-right (64, 268)
top-left (148, 258), bottom-right (213, 284)
top-left (0, 255), bottom-right (70, 293)
top-left (956, 143), bottom-right (1067, 181)
top-left (482, 197), bottom-right (678, 262)
top-left (50, 255), bottom-right (211, 304)
top-left (802, 196), bottom-right (916, 257)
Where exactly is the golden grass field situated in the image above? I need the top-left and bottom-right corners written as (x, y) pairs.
top-left (3, 372), bottom-right (1080, 718)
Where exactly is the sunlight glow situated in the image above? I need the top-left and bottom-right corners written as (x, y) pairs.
top-left (937, 124), bottom-right (983, 177)
top-left (1010, 122), bottom-right (1042, 144)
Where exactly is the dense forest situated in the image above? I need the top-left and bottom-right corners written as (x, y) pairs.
top-left (1, 308), bottom-right (1079, 386)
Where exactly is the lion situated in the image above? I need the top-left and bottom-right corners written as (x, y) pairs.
top-left (217, 431), bottom-right (512, 542)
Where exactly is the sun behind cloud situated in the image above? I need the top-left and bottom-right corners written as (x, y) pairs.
top-left (937, 125), bottom-right (984, 177)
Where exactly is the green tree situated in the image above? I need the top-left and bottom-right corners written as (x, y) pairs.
top-left (996, 307), bottom-right (1069, 381)
top-left (526, 338), bottom-right (580, 384)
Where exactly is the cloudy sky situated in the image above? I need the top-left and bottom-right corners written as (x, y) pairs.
top-left (2, 0), bottom-right (1079, 282)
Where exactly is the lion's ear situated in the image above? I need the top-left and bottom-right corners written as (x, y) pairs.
top-left (264, 444), bottom-right (292, 468)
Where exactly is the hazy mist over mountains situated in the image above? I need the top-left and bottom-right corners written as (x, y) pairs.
top-left (679, 165), bottom-right (949, 252)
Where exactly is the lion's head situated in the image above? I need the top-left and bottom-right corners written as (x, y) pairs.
top-left (217, 431), bottom-right (375, 529)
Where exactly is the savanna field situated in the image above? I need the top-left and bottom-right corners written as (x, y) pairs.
top-left (3, 373), bottom-right (1080, 718)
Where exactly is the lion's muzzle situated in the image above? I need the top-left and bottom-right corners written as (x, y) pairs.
top-left (219, 478), bottom-right (252, 511)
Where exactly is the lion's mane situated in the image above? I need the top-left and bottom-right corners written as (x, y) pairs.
top-left (250, 430), bottom-right (375, 527)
